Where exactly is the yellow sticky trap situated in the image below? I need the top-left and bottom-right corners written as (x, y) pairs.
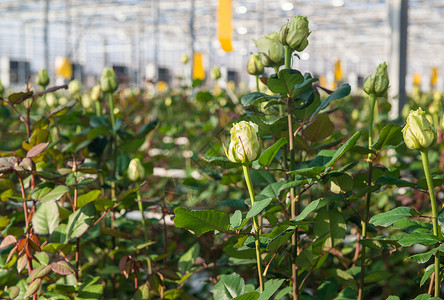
top-left (430, 67), bottom-right (438, 86)
top-left (334, 60), bottom-right (342, 82)
top-left (55, 57), bottom-right (72, 79)
top-left (218, 0), bottom-right (233, 52)
top-left (193, 53), bottom-right (205, 80)
top-left (413, 72), bottom-right (421, 86)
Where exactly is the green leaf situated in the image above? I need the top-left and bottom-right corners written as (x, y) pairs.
top-left (230, 210), bottom-right (242, 228)
top-left (241, 92), bottom-right (280, 107)
top-left (328, 268), bottom-right (357, 290)
top-left (257, 279), bottom-right (284, 300)
top-left (317, 278), bottom-right (338, 300)
top-left (50, 260), bottom-right (76, 275)
top-left (233, 292), bottom-right (260, 300)
top-left (372, 124), bottom-right (403, 150)
top-left (310, 83), bottom-right (351, 119)
top-left (413, 294), bottom-right (436, 300)
top-left (8, 91), bottom-right (33, 104)
top-left (274, 287), bottom-right (292, 300)
top-left (267, 69), bottom-right (304, 95)
top-left (386, 296), bottom-right (401, 300)
top-left (24, 278), bottom-right (42, 298)
top-left (77, 284), bottom-right (103, 299)
top-left (369, 207), bottom-right (417, 227)
top-left (174, 207), bottom-right (231, 235)
top-left (40, 185), bottom-right (69, 203)
top-left (134, 284), bottom-right (150, 300)
top-left (202, 156), bottom-right (240, 169)
top-left (258, 138), bottom-right (288, 167)
top-left (77, 190), bottom-right (102, 208)
top-left (408, 250), bottom-right (433, 264)
top-left (65, 202), bottom-right (96, 241)
top-left (246, 198), bottom-right (273, 219)
top-left (26, 142), bottom-right (49, 158)
top-left (313, 207), bottom-right (346, 247)
top-left (374, 176), bottom-right (414, 187)
top-left (303, 113), bottom-right (334, 142)
top-left (420, 265), bottom-right (435, 287)
top-left (294, 199), bottom-right (320, 221)
top-left (32, 202), bottom-right (60, 235)
top-left (288, 166), bottom-right (325, 178)
top-left (178, 242), bottom-right (200, 273)
top-left (324, 131), bottom-right (361, 171)
top-left (211, 273), bottom-right (245, 300)
top-left (7, 286), bottom-right (20, 300)
top-left (398, 233), bottom-right (439, 247)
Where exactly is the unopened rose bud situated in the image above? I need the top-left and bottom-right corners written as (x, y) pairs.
top-left (36, 69), bottom-right (50, 88)
top-left (225, 121), bottom-right (261, 164)
top-left (253, 32), bottom-right (284, 68)
top-left (100, 68), bottom-right (118, 93)
top-left (402, 108), bottom-right (436, 151)
top-left (211, 65), bottom-right (221, 80)
top-left (91, 85), bottom-right (102, 102)
top-left (363, 62), bottom-right (389, 97)
top-left (247, 53), bottom-right (264, 76)
top-left (279, 15), bottom-right (310, 52)
top-left (68, 79), bottom-right (82, 95)
top-left (181, 54), bottom-right (189, 64)
top-left (127, 158), bottom-right (145, 182)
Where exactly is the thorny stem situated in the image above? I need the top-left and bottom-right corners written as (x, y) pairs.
top-left (358, 93), bottom-right (377, 300)
top-left (242, 164), bottom-right (264, 293)
top-left (421, 150), bottom-right (440, 297)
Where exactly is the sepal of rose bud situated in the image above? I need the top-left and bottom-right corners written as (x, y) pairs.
top-left (402, 107), bottom-right (436, 151)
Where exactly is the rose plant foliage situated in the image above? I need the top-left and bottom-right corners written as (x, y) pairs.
top-left (0, 13), bottom-right (443, 300)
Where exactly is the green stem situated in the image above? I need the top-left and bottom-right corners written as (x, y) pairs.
top-left (137, 188), bottom-right (149, 242)
top-left (242, 164), bottom-right (264, 293)
top-left (95, 101), bottom-right (102, 117)
top-left (284, 46), bottom-right (292, 69)
top-left (255, 75), bottom-right (260, 92)
top-left (274, 66), bottom-right (280, 75)
top-left (108, 92), bottom-right (115, 130)
top-left (358, 93), bottom-right (377, 300)
top-left (421, 150), bottom-right (440, 297)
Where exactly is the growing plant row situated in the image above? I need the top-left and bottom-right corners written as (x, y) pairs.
top-left (0, 15), bottom-right (444, 300)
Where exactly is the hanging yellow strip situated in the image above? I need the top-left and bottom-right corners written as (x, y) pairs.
top-left (430, 67), bottom-right (438, 86)
top-left (193, 52), bottom-right (205, 80)
top-left (413, 72), bottom-right (421, 86)
top-left (55, 57), bottom-right (72, 79)
top-left (334, 59), bottom-right (342, 82)
top-left (218, 0), bottom-right (233, 52)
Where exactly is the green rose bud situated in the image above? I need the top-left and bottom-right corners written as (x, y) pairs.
top-left (68, 79), bottom-right (82, 95)
top-left (279, 15), bottom-right (310, 52)
top-left (46, 93), bottom-right (57, 107)
top-left (363, 62), bottom-right (389, 97)
top-left (211, 65), bottom-right (221, 80)
top-left (225, 121), bottom-right (261, 164)
top-left (81, 94), bottom-right (92, 109)
top-left (36, 69), bottom-right (50, 88)
top-left (181, 53), bottom-right (189, 64)
top-left (253, 32), bottom-right (284, 68)
top-left (402, 108), bottom-right (436, 151)
top-left (100, 68), bottom-right (118, 93)
top-left (247, 53), bottom-right (264, 76)
top-left (91, 85), bottom-right (102, 101)
top-left (127, 158), bottom-right (145, 182)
